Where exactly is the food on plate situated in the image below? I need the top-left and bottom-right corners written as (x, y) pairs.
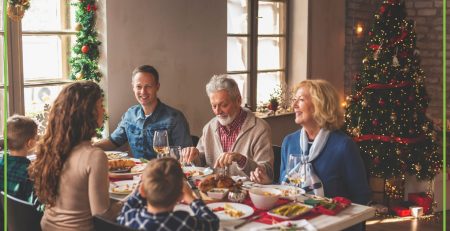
top-left (130, 164), bottom-right (147, 173)
top-left (212, 206), bottom-right (224, 212)
top-left (207, 188), bottom-right (229, 199)
top-left (111, 181), bottom-right (139, 194)
top-left (105, 152), bottom-right (127, 160)
top-left (108, 159), bottom-right (135, 170)
top-left (270, 203), bottom-right (311, 217)
top-left (184, 169), bottom-right (204, 178)
top-left (224, 203), bottom-right (244, 218)
top-left (198, 174), bottom-right (235, 193)
top-left (263, 192), bottom-right (277, 196)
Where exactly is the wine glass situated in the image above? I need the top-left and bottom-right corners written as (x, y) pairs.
top-left (169, 146), bottom-right (182, 160)
top-left (153, 130), bottom-right (169, 158)
top-left (285, 154), bottom-right (302, 186)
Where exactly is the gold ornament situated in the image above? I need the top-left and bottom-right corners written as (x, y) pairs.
top-left (422, 125), bottom-right (429, 132)
top-left (396, 149), bottom-right (402, 155)
top-left (352, 127), bottom-right (361, 137)
top-left (361, 100), bottom-right (368, 107)
top-left (415, 164), bottom-right (422, 171)
top-left (392, 55), bottom-right (400, 67)
top-left (390, 112), bottom-right (397, 121)
top-left (374, 74), bottom-right (380, 81)
top-left (76, 72), bottom-right (84, 80)
top-left (362, 57), bottom-right (369, 64)
top-left (75, 23), bottom-right (83, 32)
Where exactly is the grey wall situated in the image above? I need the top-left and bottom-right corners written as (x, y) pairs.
top-left (101, 0), bottom-right (226, 137)
top-left (97, 0), bottom-right (348, 144)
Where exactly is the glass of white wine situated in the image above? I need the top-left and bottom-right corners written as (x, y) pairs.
top-left (153, 130), bottom-right (169, 158)
top-left (286, 154), bottom-right (302, 186)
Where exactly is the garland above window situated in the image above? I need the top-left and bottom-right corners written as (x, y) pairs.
top-left (7, 0), bottom-right (30, 21)
top-left (70, 0), bottom-right (102, 82)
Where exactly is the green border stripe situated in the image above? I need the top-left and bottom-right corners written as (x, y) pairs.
top-left (443, 0), bottom-right (447, 230)
top-left (2, 0), bottom-right (8, 229)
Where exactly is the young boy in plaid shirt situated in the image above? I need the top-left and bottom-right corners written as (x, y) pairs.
top-left (117, 158), bottom-right (220, 231)
top-left (0, 115), bottom-right (37, 201)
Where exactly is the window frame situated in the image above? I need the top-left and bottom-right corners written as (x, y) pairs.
top-left (227, 0), bottom-right (289, 111)
top-left (0, 1), bottom-right (75, 117)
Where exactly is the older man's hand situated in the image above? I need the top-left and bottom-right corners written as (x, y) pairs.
top-left (180, 147), bottom-right (199, 164)
top-left (250, 166), bottom-right (272, 184)
top-left (214, 152), bottom-right (245, 168)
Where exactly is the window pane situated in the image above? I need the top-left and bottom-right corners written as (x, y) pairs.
top-left (23, 35), bottom-right (74, 80)
top-left (258, 37), bottom-right (285, 70)
top-left (227, 37), bottom-right (248, 72)
top-left (228, 73), bottom-right (248, 106)
top-left (257, 71), bottom-right (283, 106)
top-left (25, 85), bottom-right (64, 134)
top-left (227, 0), bottom-right (248, 34)
top-left (258, 1), bottom-right (285, 35)
top-left (22, 0), bottom-right (74, 31)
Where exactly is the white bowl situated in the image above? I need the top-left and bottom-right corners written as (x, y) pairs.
top-left (249, 188), bottom-right (281, 210)
top-left (207, 188), bottom-right (229, 199)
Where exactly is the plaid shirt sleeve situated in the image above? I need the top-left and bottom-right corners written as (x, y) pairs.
top-left (116, 190), bottom-right (147, 225)
top-left (188, 199), bottom-right (220, 231)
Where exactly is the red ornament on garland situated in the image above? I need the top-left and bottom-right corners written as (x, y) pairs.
top-left (373, 157), bottom-right (381, 165)
top-left (378, 99), bottom-right (386, 107)
top-left (372, 119), bottom-right (379, 126)
top-left (81, 45), bottom-right (89, 54)
top-left (86, 4), bottom-right (91, 12)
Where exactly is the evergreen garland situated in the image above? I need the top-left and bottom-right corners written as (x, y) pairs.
top-left (70, 0), bottom-right (101, 82)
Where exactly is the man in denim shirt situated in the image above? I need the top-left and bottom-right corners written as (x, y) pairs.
top-left (95, 65), bottom-right (192, 159)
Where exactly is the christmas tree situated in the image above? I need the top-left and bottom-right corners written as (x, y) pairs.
top-left (344, 0), bottom-right (441, 198)
top-left (69, 0), bottom-right (102, 82)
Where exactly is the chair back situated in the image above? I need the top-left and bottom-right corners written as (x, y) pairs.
top-left (0, 191), bottom-right (42, 231)
top-left (93, 215), bottom-right (135, 231)
top-left (272, 145), bottom-right (281, 183)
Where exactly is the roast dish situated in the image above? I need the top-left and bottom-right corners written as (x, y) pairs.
top-left (198, 174), bottom-right (235, 193)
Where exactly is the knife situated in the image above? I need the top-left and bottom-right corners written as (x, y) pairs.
top-left (186, 177), bottom-right (202, 199)
top-left (233, 214), bottom-right (261, 229)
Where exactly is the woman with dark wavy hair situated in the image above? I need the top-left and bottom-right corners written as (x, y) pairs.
top-left (29, 81), bottom-right (120, 230)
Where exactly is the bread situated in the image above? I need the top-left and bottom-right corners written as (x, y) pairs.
top-left (108, 159), bottom-right (135, 170)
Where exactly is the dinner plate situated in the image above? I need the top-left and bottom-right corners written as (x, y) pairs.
top-left (105, 151), bottom-right (128, 160)
top-left (109, 163), bottom-right (147, 178)
top-left (260, 185), bottom-right (307, 201)
top-left (207, 202), bottom-right (254, 221)
top-left (182, 166), bottom-right (213, 180)
top-left (109, 180), bottom-right (139, 195)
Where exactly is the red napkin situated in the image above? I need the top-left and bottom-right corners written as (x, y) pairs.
top-left (314, 197), bottom-right (351, 216)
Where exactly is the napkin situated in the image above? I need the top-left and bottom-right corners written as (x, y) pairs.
top-left (249, 219), bottom-right (317, 231)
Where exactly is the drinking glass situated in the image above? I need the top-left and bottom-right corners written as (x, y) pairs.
top-left (285, 154), bottom-right (301, 186)
top-left (169, 146), bottom-right (182, 160)
top-left (153, 130), bottom-right (169, 158)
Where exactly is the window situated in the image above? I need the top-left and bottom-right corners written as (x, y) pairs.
top-left (227, 0), bottom-right (287, 110)
top-left (0, 0), bottom-right (76, 135)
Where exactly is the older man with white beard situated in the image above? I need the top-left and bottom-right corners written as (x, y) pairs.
top-left (181, 75), bottom-right (274, 180)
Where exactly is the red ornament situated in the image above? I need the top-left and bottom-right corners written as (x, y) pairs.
top-left (373, 157), bottom-right (381, 165)
top-left (81, 45), bottom-right (89, 54)
top-left (379, 5), bottom-right (386, 14)
top-left (368, 31), bottom-right (372, 36)
top-left (372, 119), bottom-right (379, 126)
top-left (378, 99), bottom-right (386, 107)
top-left (93, 4), bottom-right (97, 11)
top-left (395, 100), bottom-right (401, 106)
top-left (86, 4), bottom-right (91, 12)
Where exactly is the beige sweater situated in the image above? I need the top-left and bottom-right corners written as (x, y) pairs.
top-left (41, 141), bottom-right (120, 231)
top-left (196, 109), bottom-right (274, 180)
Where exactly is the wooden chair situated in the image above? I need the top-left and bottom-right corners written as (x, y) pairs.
top-left (93, 215), bottom-right (135, 231)
top-left (0, 191), bottom-right (42, 231)
top-left (272, 145), bottom-right (282, 183)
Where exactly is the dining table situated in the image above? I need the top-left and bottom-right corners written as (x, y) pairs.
top-left (109, 179), bottom-right (375, 231)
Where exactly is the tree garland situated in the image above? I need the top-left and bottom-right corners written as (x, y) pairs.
top-left (70, 0), bottom-right (101, 82)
